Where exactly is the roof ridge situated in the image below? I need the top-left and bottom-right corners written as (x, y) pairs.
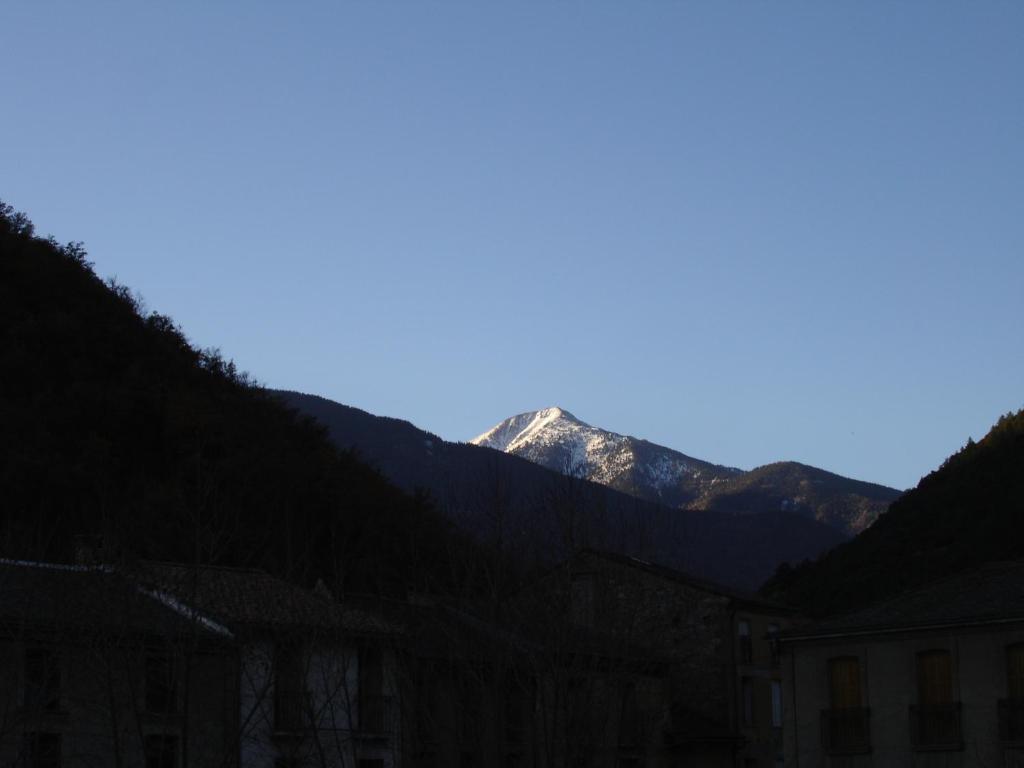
top-left (578, 548), bottom-right (791, 609)
top-left (141, 560), bottom-right (269, 576)
top-left (0, 558), bottom-right (114, 573)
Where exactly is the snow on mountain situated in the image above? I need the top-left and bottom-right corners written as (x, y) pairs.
top-left (471, 407), bottom-right (741, 507)
top-left (471, 407), bottom-right (902, 535)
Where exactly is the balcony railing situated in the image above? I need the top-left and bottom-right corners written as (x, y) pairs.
top-left (909, 703), bottom-right (962, 750)
top-left (999, 698), bottom-right (1024, 743)
top-left (820, 707), bottom-right (871, 755)
top-left (359, 694), bottom-right (395, 735)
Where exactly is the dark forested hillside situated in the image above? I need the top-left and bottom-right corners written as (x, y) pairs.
top-left (0, 201), bottom-right (460, 595)
top-left (692, 461), bottom-right (901, 536)
top-left (762, 409), bottom-right (1024, 616)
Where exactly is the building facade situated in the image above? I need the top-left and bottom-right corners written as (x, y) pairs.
top-left (0, 560), bottom-right (237, 768)
top-left (521, 549), bottom-right (795, 768)
top-left (779, 561), bottom-right (1024, 768)
top-left (137, 562), bottom-right (405, 768)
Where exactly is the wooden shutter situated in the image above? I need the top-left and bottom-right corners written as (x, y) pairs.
top-left (1008, 644), bottom-right (1024, 699)
top-left (916, 650), bottom-right (953, 706)
top-left (828, 657), bottom-right (862, 710)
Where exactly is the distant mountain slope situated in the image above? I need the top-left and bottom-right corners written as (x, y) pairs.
top-left (692, 462), bottom-right (901, 536)
top-left (277, 392), bottom-right (846, 590)
top-left (762, 408), bottom-right (1024, 616)
top-left (472, 408), bottom-right (901, 535)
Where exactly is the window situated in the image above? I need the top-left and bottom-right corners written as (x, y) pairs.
top-left (458, 674), bottom-right (482, 747)
top-left (829, 657), bottom-right (862, 710)
top-left (359, 647), bottom-right (387, 733)
top-left (505, 679), bottom-right (527, 744)
top-left (274, 645), bottom-right (306, 732)
top-left (568, 676), bottom-right (588, 725)
top-left (144, 734), bottom-right (178, 768)
top-left (767, 623), bottom-right (781, 665)
top-left (145, 652), bottom-right (177, 714)
top-left (618, 683), bottom-right (641, 747)
top-left (738, 620), bottom-right (752, 664)
top-left (22, 733), bottom-right (61, 768)
top-left (1000, 644), bottom-right (1024, 741)
top-left (770, 680), bottom-right (783, 728)
top-left (24, 647), bottom-right (60, 712)
top-left (415, 667), bottom-right (438, 746)
top-left (821, 657), bottom-right (869, 754)
top-left (911, 649), bottom-right (961, 749)
top-left (741, 677), bottom-right (754, 727)
top-left (917, 649), bottom-right (953, 706)
top-left (1009, 644), bottom-right (1024, 698)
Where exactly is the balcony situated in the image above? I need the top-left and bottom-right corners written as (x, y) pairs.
top-left (820, 707), bottom-right (871, 755)
top-left (999, 698), bottom-right (1024, 744)
top-left (358, 694), bottom-right (395, 736)
top-left (909, 703), bottom-right (962, 751)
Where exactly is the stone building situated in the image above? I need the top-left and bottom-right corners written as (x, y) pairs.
top-left (778, 561), bottom-right (1024, 767)
top-left (0, 559), bottom-right (237, 768)
top-left (520, 549), bottom-right (795, 768)
top-left (390, 582), bottom-right (675, 768)
top-left (136, 562), bottom-right (405, 768)
top-left (0, 558), bottom-right (406, 768)
top-left (0, 551), bottom-right (799, 768)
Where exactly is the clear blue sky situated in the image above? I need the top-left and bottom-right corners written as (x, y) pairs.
top-left (3, 2), bottom-right (1022, 490)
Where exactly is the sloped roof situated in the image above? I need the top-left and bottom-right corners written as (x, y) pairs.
top-left (578, 549), bottom-right (795, 613)
top-left (781, 560), bottom-right (1024, 641)
top-left (136, 562), bottom-right (399, 636)
top-left (0, 560), bottom-right (231, 640)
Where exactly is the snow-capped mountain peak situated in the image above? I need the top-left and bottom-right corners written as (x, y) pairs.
top-left (471, 407), bottom-right (585, 454)
top-left (469, 407), bottom-right (900, 536)
top-left (471, 407), bottom-right (739, 501)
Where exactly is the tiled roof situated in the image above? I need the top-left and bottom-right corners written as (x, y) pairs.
top-left (136, 562), bottom-right (399, 636)
top-left (781, 560), bottom-right (1024, 640)
top-left (578, 549), bottom-right (795, 613)
top-left (0, 560), bottom-right (231, 640)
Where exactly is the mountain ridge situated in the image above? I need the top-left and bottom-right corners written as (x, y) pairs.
top-left (471, 407), bottom-right (902, 536)
top-left (276, 390), bottom-right (846, 590)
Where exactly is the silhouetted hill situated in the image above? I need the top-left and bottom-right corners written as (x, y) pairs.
top-left (692, 461), bottom-right (901, 536)
top-left (277, 391), bottom-right (846, 589)
top-left (0, 201), bottom-right (459, 595)
top-left (762, 408), bottom-right (1024, 616)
